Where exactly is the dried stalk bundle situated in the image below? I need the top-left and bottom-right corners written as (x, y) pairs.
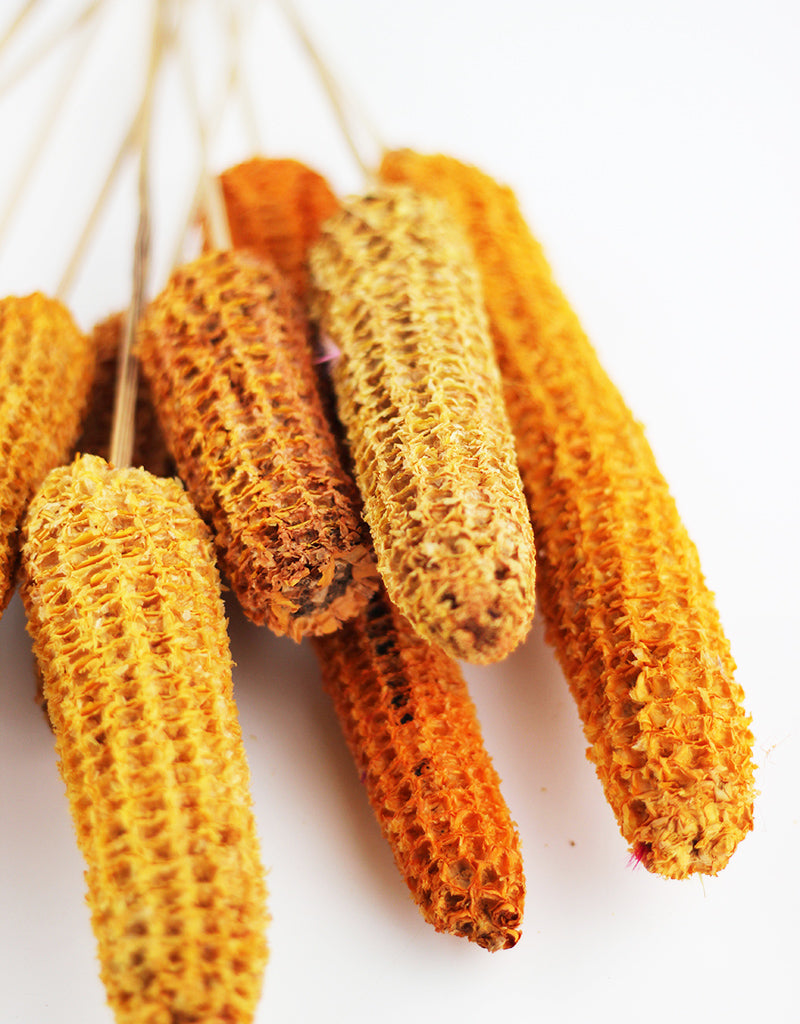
top-left (219, 156), bottom-right (339, 304)
top-left (309, 185), bottom-right (536, 664)
top-left (76, 311), bottom-right (172, 476)
top-left (380, 149), bottom-right (755, 878)
top-left (138, 249), bottom-right (377, 640)
top-left (0, 292), bottom-right (95, 615)
top-left (20, 453), bottom-right (268, 1024)
top-left (312, 584), bottom-right (525, 951)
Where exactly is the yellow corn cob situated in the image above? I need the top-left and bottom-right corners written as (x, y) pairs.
top-left (312, 583), bottom-right (525, 951)
top-left (76, 311), bottom-right (173, 476)
top-left (380, 150), bottom-right (755, 878)
top-left (218, 156), bottom-right (340, 304)
top-left (308, 185), bottom-right (536, 665)
top-left (19, 453), bottom-right (268, 1024)
top-left (137, 248), bottom-right (378, 640)
top-left (0, 292), bottom-right (95, 615)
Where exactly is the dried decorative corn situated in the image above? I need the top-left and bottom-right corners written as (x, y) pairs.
top-left (137, 248), bottom-right (378, 640)
top-left (20, 453), bottom-right (268, 1024)
top-left (76, 311), bottom-right (172, 476)
top-left (219, 156), bottom-right (339, 304)
top-left (308, 185), bottom-right (536, 665)
top-left (312, 583), bottom-right (525, 951)
top-left (380, 150), bottom-right (755, 878)
top-left (0, 292), bottom-right (95, 616)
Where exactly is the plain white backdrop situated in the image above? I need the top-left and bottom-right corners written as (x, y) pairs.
top-left (1, 1), bottom-right (798, 1021)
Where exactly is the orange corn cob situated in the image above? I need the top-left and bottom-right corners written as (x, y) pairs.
top-left (219, 156), bottom-right (339, 304)
top-left (19, 453), bottom-right (268, 1024)
top-left (76, 311), bottom-right (172, 476)
top-left (380, 150), bottom-right (755, 878)
top-left (0, 292), bottom-right (95, 615)
top-left (308, 185), bottom-right (536, 665)
top-left (312, 584), bottom-right (525, 951)
top-left (137, 248), bottom-right (378, 640)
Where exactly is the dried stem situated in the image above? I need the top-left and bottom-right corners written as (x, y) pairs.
top-left (174, 0), bottom-right (231, 251)
top-left (274, 0), bottom-right (384, 183)
top-left (0, 0), bottom-right (106, 99)
top-left (108, 0), bottom-right (163, 470)
top-left (0, 8), bottom-right (103, 245)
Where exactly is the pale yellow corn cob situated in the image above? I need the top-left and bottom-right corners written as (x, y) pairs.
top-left (0, 292), bottom-right (95, 615)
top-left (20, 453), bottom-right (268, 1024)
top-left (308, 185), bottom-right (536, 664)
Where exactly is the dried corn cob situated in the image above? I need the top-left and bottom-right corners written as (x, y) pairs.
top-left (308, 185), bottom-right (536, 665)
top-left (19, 453), bottom-right (268, 1024)
top-left (76, 311), bottom-right (172, 476)
top-left (312, 583), bottom-right (524, 951)
top-left (380, 150), bottom-right (755, 878)
top-left (138, 248), bottom-right (377, 640)
top-left (218, 156), bottom-right (339, 304)
top-left (0, 292), bottom-right (95, 615)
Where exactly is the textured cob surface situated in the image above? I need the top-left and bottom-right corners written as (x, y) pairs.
top-left (308, 185), bottom-right (536, 664)
top-left (76, 311), bottom-right (172, 476)
top-left (380, 150), bottom-right (755, 878)
top-left (19, 453), bottom-right (268, 1024)
top-left (312, 584), bottom-right (525, 951)
top-left (138, 248), bottom-right (378, 640)
top-left (219, 156), bottom-right (340, 304)
top-left (0, 292), bottom-right (95, 615)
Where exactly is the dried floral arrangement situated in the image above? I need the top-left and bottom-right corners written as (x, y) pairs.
top-left (0, 1), bottom-right (756, 1022)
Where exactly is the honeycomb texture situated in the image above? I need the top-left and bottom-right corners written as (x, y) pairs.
top-left (0, 292), bottom-right (95, 615)
top-left (380, 150), bottom-right (755, 878)
top-left (138, 249), bottom-right (378, 640)
top-left (76, 311), bottom-right (173, 476)
top-left (219, 156), bottom-right (339, 304)
top-left (312, 584), bottom-right (525, 951)
top-left (308, 186), bottom-right (536, 664)
top-left (19, 453), bottom-right (268, 1024)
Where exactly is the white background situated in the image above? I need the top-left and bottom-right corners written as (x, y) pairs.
top-left (1, 1), bottom-right (798, 1021)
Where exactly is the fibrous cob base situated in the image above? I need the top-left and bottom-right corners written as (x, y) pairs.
top-left (312, 585), bottom-right (525, 950)
top-left (20, 454), bottom-right (268, 1023)
top-left (380, 150), bottom-right (755, 878)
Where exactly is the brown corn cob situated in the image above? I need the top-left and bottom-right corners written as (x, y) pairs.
top-left (380, 150), bottom-right (755, 878)
top-left (219, 156), bottom-right (340, 304)
top-left (76, 311), bottom-right (173, 476)
top-left (19, 453), bottom-right (268, 1024)
top-left (312, 583), bottom-right (525, 951)
top-left (137, 248), bottom-right (378, 640)
top-left (308, 185), bottom-right (536, 665)
top-left (0, 292), bottom-right (95, 615)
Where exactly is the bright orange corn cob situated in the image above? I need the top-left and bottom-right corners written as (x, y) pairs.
top-left (312, 583), bottom-right (525, 951)
top-left (219, 156), bottom-right (340, 304)
top-left (76, 311), bottom-right (172, 476)
top-left (19, 453), bottom-right (268, 1024)
top-left (137, 248), bottom-right (378, 640)
top-left (0, 293), bottom-right (95, 615)
top-left (308, 185), bottom-right (536, 665)
top-left (380, 150), bottom-right (755, 879)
